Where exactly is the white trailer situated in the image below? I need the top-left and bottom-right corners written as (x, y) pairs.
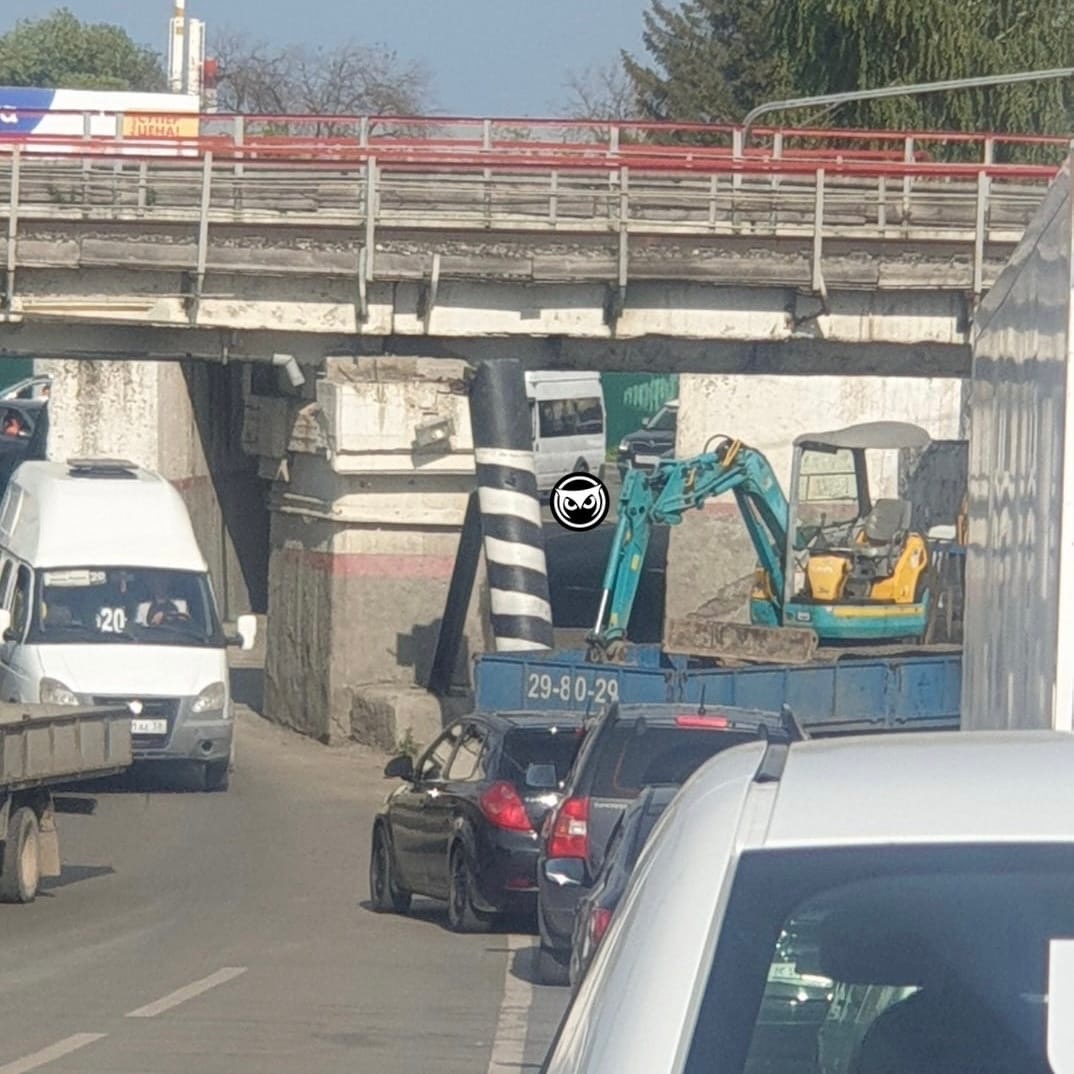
top-left (962, 154), bottom-right (1074, 730)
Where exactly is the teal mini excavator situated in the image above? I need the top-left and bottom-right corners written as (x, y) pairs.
top-left (586, 422), bottom-right (957, 665)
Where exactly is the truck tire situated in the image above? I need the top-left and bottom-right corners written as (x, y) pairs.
top-left (0, 807), bottom-right (41, 903)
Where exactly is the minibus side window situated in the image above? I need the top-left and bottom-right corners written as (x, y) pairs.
top-left (11, 566), bottom-right (30, 641)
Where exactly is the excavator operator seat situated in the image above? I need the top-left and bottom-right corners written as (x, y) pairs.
top-left (861, 498), bottom-right (912, 546)
top-left (849, 498), bottom-right (913, 581)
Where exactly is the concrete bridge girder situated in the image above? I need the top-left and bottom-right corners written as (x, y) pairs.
top-left (5, 273), bottom-right (973, 345)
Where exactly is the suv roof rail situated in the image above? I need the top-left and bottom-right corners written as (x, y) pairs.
top-left (753, 705), bottom-right (808, 784)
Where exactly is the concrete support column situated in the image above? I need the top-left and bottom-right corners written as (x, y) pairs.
top-left (262, 357), bottom-right (486, 750)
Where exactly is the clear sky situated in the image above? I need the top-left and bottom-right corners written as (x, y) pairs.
top-left (0, 0), bottom-right (651, 116)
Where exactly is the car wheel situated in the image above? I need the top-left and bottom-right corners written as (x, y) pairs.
top-left (568, 944), bottom-right (581, 991)
top-left (536, 941), bottom-right (570, 987)
top-left (369, 825), bottom-right (411, 914)
top-left (447, 844), bottom-right (491, 933)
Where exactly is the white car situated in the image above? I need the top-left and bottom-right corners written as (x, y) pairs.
top-left (541, 729), bottom-right (1074, 1074)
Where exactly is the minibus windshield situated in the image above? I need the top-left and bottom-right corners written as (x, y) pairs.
top-left (28, 566), bottom-right (224, 646)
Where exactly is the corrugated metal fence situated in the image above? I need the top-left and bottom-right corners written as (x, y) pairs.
top-left (601, 373), bottom-right (679, 454)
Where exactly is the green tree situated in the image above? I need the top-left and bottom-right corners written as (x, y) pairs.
top-left (622, 0), bottom-right (791, 124)
top-left (0, 8), bottom-right (165, 92)
top-left (774, 0), bottom-right (1074, 138)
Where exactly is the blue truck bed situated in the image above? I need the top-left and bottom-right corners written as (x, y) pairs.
top-left (473, 645), bottom-right (962, 735)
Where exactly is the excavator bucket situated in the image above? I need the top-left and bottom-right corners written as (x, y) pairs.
top-left (665, 615), bottom-right (820, 665)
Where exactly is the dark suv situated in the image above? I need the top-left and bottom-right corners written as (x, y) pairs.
top-left (534, 700), bottom-right (789, 984)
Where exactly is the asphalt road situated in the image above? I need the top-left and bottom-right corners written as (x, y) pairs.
top-left (0, 693), bottom-right (573, 1074)
top-left (0, 484), bottom-right (658, 1074)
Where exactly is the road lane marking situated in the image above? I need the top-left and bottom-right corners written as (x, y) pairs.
top-left (487, 935), bottom-right (536, 1073)
top-left (0, 1033), bottom-right (107, 1074)
top-left (125, 966), bottom-right (247, 1018)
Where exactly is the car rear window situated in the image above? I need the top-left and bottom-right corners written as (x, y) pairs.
top-left (497, 727), bottom-right (583, 785)
top-left (589, 725), bottom-right (757, 799)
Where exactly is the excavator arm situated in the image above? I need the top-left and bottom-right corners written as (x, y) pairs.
top-left (587, 436), bottom-right (806, 662)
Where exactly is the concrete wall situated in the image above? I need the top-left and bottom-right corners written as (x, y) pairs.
top-left (262, 357), bottom-right (488, 749)
top-left (665, 374), bottom-right (965, 627)
top-left (178, 362), bottom-right (269, 618)
top-left (36, 357), bottom-right (269, 621)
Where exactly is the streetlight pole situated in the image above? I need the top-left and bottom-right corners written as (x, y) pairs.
top-left (741, 68), bottom-right (1074, 147)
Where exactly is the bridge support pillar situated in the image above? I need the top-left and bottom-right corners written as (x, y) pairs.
top-left (260, 357), bottom-right (487, 749)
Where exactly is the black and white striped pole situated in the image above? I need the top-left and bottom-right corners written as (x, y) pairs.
top-left (470, 360), bottom-right (555, 653)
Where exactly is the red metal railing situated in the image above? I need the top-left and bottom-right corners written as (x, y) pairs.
top-left (0, 110), bottom-right (1068, 179)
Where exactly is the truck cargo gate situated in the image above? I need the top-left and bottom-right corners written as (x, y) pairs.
top-left (473, 647), bottom-right (962, 735)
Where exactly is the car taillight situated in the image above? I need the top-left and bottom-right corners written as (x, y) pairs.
top-left (546, 796), bottom-right (589, 858)
top-left (674, 714), bottom-right (729, 729)
top-left (479, 781), bottom-right (534, 832)
top-left (589, 907), bottom-right (613, 944)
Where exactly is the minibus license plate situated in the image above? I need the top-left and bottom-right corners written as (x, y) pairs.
top-left (131, 718), bottom-right (167, 735)
top-left (634, 454), bottom-right (661, 467)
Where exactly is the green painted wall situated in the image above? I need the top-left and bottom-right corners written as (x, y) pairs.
top-left (601, 373), bottom-right (679, 452)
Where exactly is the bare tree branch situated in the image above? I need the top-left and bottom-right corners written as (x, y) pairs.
top-left (561, 61), bottom-right (639, 121)
top-left (211, 28), bottom-right (432, 124)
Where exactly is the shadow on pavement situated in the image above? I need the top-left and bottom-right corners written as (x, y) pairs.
top-left (230, 665), bottom-right (264, 714)
top-left (40, 863), bottom-right (116, 892)
top-left (357, 896), bottom-right (538, 938)
top-left (54, 763), bottom-right (213, 796)
top-left (508, 942), bottom-right (571, 992)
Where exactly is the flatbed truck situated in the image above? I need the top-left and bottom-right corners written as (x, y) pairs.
top-left (0, 702), bottom-right (132, 903)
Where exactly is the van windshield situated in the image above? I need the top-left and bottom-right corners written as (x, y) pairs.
top-left (28, 566), bottom-right (224, 647)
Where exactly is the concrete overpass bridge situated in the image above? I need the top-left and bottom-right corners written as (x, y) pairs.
top-left (0, 116), bottom-right (1066, 375)
top-left (0, 113), bottom-right (1066, 746)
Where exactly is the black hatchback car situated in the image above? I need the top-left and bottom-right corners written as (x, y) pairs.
top-left (369, 710), bottom-right (586, 932)
top-left (535, 701), bottom-right (791, 985)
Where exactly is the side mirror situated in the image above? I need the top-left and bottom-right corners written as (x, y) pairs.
top-left (0, 608), bottom-right (12, 639)
top-left (544, 857), bottom-right (585, 888)
top-left (525, 763), bottom-right (558, 790)
top-left (384, 754), bottom-right (414, 781)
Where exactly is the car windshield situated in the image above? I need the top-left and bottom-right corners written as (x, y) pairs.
top-left (29, 566), bottom-right (223, 647)
top-left (686, 844), bottom-right (1074, 1074)
top-left (645, 406), bottom-right (676, 432)
top-left (590, 725), bottom-right (758, 799)
top-left (498, 727), bottom-right (584, 786)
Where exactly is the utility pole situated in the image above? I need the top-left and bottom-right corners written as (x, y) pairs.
top-left (741, 68), bottom-right (1074, 148)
